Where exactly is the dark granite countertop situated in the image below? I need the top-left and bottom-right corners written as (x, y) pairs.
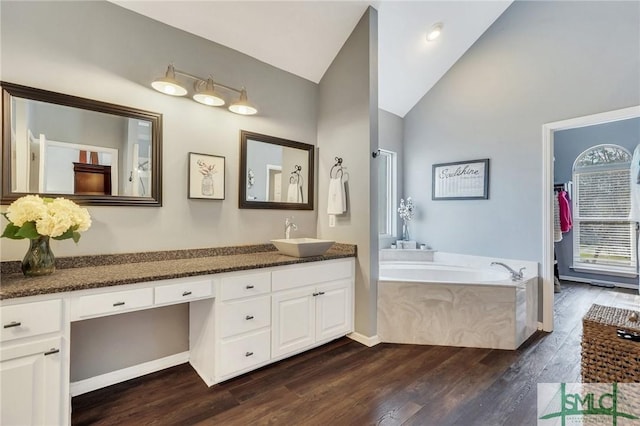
top-left (0, 243), bottom-right (356, 300)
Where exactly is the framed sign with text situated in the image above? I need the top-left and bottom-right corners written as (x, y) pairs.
top-left (432, 158), bottom-right (489, 200)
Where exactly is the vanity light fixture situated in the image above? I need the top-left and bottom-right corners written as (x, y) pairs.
top-left (426, 22), bottom-right (443, 42)
top-left (151, 64), bottom-right (258, 115)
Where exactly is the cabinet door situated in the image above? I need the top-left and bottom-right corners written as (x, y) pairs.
top-left (272, 287), bottom-right (315, 358)
top-left (315, 280), bottom-right (352, 342)
top-left (1, 337), bottom-right (62, 426)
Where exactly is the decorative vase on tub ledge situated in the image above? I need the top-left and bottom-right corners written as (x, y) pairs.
top-left (1, 195), bottom-right (92, 277)
top-left (398, 197), bottom-right (415, 241)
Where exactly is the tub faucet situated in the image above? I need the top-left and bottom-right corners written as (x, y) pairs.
top-left (491, 262), bottom-right (525, 281)
top-left (285, 217), bottom-right (297, 239)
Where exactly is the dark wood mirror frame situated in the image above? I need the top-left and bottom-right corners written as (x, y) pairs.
top-left (239, 130), bottom-right (314, 210)
top-left (1, 82), bottom-right (163, 206)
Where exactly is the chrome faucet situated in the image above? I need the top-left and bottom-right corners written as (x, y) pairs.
top-left (491, 262), bottom-right (525, 281)
top-left (285, 217), bottom-right (297, 239)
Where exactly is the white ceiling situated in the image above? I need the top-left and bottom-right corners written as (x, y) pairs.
top-left (112, 1), bottom-right (512, 117)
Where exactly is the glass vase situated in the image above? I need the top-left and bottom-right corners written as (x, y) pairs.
top-left (201, 174), bottom-right (214, 196)
top-left (402, 220), bottom-right (410, 241)
top-left (22, 236), bottom-right (55, 277)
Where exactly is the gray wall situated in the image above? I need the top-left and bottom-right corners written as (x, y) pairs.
top-left (554, 117), bottom-right (640, 286)
top-left (317, 8), bottom-right (378, 337)
top-left (378, 109), bottom-right (404, 244)
top-left (403, 1), bottom-right (640, 266)
top-left (1, 1), bottom-right (318, 379)
top-left (1, 0), bottom-right (318, 260)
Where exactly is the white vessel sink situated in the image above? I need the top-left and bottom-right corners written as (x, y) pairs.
top-left (271, 238), bottom-right (335, 258)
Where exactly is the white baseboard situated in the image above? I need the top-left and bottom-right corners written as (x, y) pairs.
top-left (70, 351), bottom-right (189, 396)
top-left (347, 332), bottom-right (381, 347)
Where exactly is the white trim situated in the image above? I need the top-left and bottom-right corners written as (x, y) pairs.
top-left (542, 105), bottom-right (640, 332)
top-left (571, 265), bottom-right (638, 278)
top-left (347, 332), bottom-right (381, 347)
top-left (559, 274), bottom-right (638, 290)
top-left (70, 351), bottom-right (189, 396)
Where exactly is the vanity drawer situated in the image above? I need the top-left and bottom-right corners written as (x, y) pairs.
top-left (1, 300), bottom-right (62, 343)
top-left (272, 259), bottom-right (353, 292)
top-left (218, 296), bottom-right (270, 338)
top-left (218, 329), bottom-right (270, 377)
top-left (77, 288), bottom-right (153, 318)
top-left (154, 279), bottom-right (213, 305)
top-left (219, 272), bottom-right (270, 301)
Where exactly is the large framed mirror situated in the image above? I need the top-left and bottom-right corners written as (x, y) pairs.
top-left (239, 130), bottom-right (314, 210)
top-left (1, 82), bottom-right (162, 206)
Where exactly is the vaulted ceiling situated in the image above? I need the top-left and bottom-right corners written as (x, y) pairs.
top-left (112, 1), bottom-right (512, 117)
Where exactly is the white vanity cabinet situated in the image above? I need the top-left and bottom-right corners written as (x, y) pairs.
top-left (215, 271), bottom-right (272, 380)
top-left (190, 258), bottom-right (355, 384)
top-left (1, 300), bottom-right (64, 426)
top-left (0, 254), bottom-right (355, 425)
top-left (271, 261), bottom-right (353, 359)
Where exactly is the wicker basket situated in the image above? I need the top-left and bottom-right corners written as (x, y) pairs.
top-left (581, 304), bottom-right (640, 383)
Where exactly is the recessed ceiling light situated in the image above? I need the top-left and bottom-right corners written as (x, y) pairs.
top-left (426, 22), bottom-right (443, 42)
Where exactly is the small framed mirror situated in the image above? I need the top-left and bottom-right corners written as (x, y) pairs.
top-left (1, 82), bottom-right (162, 206)
top-left (239, 130), bottom-right (314, 210)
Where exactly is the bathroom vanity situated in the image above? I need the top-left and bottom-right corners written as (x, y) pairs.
top-left (0, 244), bottom-right (356, 425)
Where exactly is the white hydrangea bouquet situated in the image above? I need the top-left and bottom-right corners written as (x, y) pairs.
top-left (1, 195), bottom-right (91, 276)
top-left (2, 195), bottom-right (91, 242)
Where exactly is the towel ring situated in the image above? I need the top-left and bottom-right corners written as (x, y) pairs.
top-left (330, 157), bottom-right (343, 179)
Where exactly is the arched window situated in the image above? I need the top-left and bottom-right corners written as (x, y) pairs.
top-left (572, 144), bottom-right (636, 274)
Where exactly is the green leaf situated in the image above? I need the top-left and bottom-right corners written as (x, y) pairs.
top-left (1, 222), bottom-right (24, 239)
top-left (71, 231), bottom-right (81, 244)
top-left (15, 222), bottom-right (40, 240)
top-left (53, 229), bottom-right (74, 241)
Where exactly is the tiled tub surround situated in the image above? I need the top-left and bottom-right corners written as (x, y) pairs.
top-left (0, 243), bottom-right (356, 300)
top-left (378, 251), bottom-right (538, 350)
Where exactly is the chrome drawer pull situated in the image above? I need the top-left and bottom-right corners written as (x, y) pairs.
top-left (3, 321), bottom-right (21, 328)
top-left (245, 284), bottom-right (255, 289)
top-left (245, 351), bottom-right (254, 357)
top-left (44, 348), bottom-right (60, 356)
top-left (182, 291), bottom-right (192, 296)
top-left (113, 301), bottom-right (125, 307)
top-left (245, 315), bottom-right (254, 320)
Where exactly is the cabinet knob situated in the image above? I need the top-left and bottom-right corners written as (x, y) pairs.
top-left (113, 301), bottom-right (125, 307)
top-left (318, 291), bottom-right (325, 295)
top-left (44, 348), bottom-right (60, 356)
top-left (245, 315), bottom-right (254, 320)
top-left (312, 292), bottom-right (319, 297)
top-left (182, 291), bottom-right (192, 296)
top-left (3, 321), bottom-right (21, 329)
top-left (245, 351), bottom-right (254, 357)
top-left (245, 284), bottom-right (255, 289)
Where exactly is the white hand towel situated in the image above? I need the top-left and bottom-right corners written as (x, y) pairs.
top-left (327, 178), bottom-right (345, 214)
top-left (287, 183), bottom-right (299, 202)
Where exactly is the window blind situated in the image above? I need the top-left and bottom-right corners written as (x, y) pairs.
top-left (573, 168), bottom-right (637, 271)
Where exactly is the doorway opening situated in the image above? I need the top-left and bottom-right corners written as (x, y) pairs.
top-left (541, 106), bottom-right (640, 331)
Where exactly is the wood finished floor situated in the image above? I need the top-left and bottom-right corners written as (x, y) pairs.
top-left (72, 282), bottom-right (639, 426)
